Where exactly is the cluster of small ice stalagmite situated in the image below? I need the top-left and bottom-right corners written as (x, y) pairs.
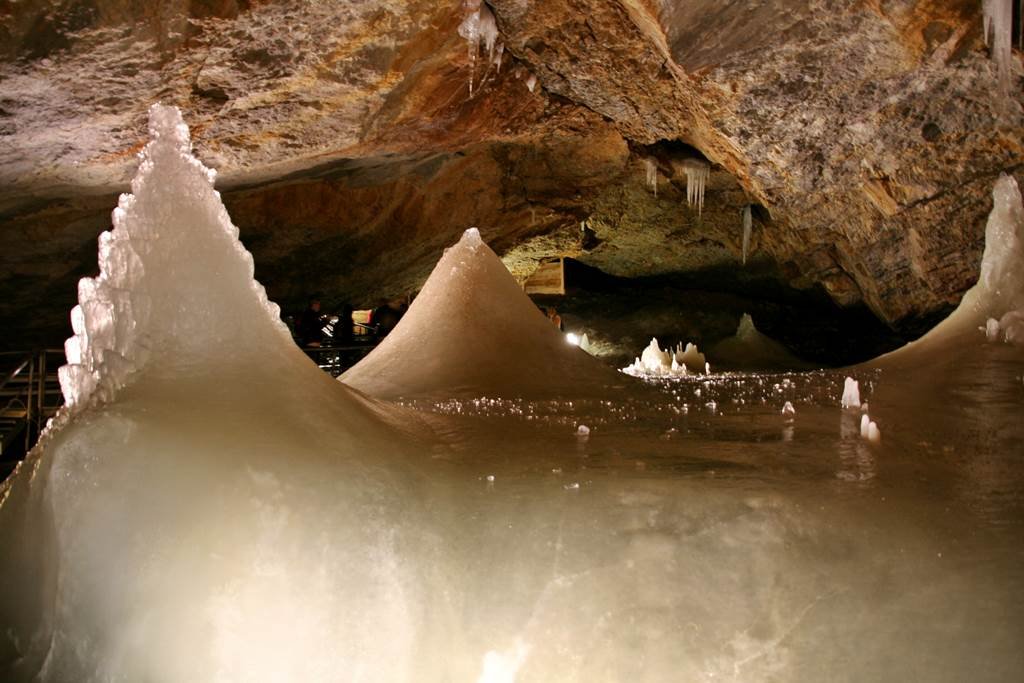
top-left (626, 316), bottom-right (810, 376)
top-left (621, 337), bottom-right (708, 377)
top-left (841, 377), bottom-right (880, 443)
top-left (458, 0), bottom-right (502, 95)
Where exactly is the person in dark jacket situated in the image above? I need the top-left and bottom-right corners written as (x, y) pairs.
top-left (371, 301), bottom-right (405, 339)
top-left (333, 303), bottom-right (353, 345)
top-left (297, 296), bottom-right (325, 347)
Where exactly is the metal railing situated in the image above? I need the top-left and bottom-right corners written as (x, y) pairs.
top-left (0, 350), bottom-right (65, 460)
top-left (300, 340), bottom-right (377, 377)
top-left (0, 335), bottom-right (375, 472)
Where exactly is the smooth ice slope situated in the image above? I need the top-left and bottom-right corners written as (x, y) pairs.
top-left (0, 105), bottom-right (447, 682)
top-left (341, 228), bottom-right (622, 399)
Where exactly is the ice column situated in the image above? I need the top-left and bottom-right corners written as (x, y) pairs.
top-left (681, 158), bottom-right (710, 215)
top-left (983, 0), bottom-right (1014, 93)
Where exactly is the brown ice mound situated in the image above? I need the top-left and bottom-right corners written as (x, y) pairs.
top-left (341, 228), bottom-right (623, 399)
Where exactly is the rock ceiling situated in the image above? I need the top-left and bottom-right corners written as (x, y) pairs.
top-left (1, 0), bottom-right (1021, 350)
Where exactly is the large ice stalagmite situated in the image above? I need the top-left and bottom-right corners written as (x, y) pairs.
top-left (885, 173), bottom-right (1024, 360)
top-left (710, 314), bottom-right (812, 370)
top-left (0, 105), bottom-right (451, 682)
top-left (56, 104), bottom-right (293, 411)
top-left (341, 227), bottom-right (624, 399)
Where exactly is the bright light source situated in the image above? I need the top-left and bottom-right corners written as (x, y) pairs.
top-left (565, 332), bottom-right (580, 346)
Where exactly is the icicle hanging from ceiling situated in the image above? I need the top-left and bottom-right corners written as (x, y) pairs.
top-left (458, 1), bottom-right (500, 96)
top-left (644, 157), bottom-right (658, 196)
top-left (680, 158), bottom-right (710, 215)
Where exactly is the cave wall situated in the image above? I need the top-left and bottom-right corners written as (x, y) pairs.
top-left (0, 0), bottom-right (1021, 350)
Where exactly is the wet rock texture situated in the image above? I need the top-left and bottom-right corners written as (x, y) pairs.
top-left (1, 0), bottom-right (1021, 352)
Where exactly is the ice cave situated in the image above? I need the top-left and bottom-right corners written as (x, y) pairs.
top-left (1, 2), bottom-right (1023, 682)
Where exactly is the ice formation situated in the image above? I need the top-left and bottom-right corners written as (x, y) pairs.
top-left (680, 158), bottom-right (710, 215)
top-left (458, 0), bottom-right (500, 96)
top-left (621, 338), bottom-right (707, 376)
top-left (975, 175), bottom-right (1024, 345)
top-left (842, 377), bottom-right (861, 409)
top-left (865, 418), bottom-right (881, 443)
top-left (884, 174), bottom-right (1024, 360)
top-left (565, 331), bottom-right (594, 353)
top-left (0, 105), bottom-right (448, 681)
top-left (741, 204), bottom-right (752, 265)
top-left (710, 313), bottom-right (810, 370)
top-left (997, 309), bottom-right (1024, 344)
top-left (985, 317), bottom-right (1001, 341)
top-left (982, 0), bottom-right (1014, 92)
top-left (340, 228), bottom-right (620, 399)
top-left (641, 338), bottom-right (671, 370)
top-left (57, 106), bottom-right (289, 413)
top-left (644, 157), bottom-right (658, 196)
top-left (679, 343), bottom-right (707, 372)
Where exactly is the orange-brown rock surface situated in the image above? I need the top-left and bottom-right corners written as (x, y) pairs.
top-left (1, 0), bottom-right (1020, 353)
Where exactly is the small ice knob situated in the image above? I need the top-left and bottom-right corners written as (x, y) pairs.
top-left (866, 421), bottom-right (881, 443)
top-left (842, 377), bottom-right (861, 409)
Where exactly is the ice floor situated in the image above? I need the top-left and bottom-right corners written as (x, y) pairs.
top-left (393, 344), bottom-right (1024, 681)
top-left (1, 105), bottom-right (1022, 682)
